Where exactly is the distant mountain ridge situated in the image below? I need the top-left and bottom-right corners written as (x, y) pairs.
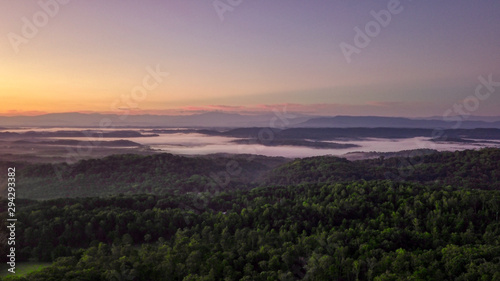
top-left (298, 115), bottom-right (500, 129)
top-left (0, 112), bottom-right (309, 128)
top-left (0, 112), bottom-right (500, 129)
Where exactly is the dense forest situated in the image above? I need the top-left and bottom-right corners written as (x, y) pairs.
top-left (9, 148), bottom-right (500, 199)
top-left (265, 148), bottom-right (500, 189)
top-left (1, 148), bottom-right (500, 280)
top-left (9, 154), bottom-right (287, 199)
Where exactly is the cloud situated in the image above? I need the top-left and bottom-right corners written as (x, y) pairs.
top-left (364, 101), bottom-right (406, 107)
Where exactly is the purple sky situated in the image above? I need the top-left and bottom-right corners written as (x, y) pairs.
top-left (1, 0), bottom-right (499, 117)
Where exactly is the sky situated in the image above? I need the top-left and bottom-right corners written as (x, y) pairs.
top-left (1, 0), bottom-right (499, 117)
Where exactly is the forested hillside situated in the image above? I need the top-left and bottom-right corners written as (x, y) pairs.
top-left (10, 148), bottom-right (500, 200)
top-left (2, 181), bottom-right (500, 280)
top-left (266, 148), bottom-right (500, 190)
top-left (1, 149), bottom-right (500, 280)
top-left (9, 154), bottom-right (287, 199)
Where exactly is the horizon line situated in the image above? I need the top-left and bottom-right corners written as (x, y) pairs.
top-left (0, 110), bottom-right (499, 119)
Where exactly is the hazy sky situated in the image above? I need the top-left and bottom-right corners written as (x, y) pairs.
top-left (1, 0), bottom-right (499, 117)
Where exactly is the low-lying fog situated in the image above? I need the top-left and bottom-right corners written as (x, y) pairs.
top-left (32, 131), bottom-right (500, 158)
